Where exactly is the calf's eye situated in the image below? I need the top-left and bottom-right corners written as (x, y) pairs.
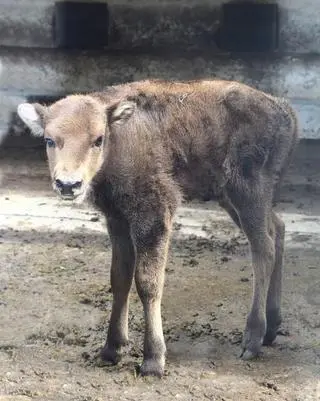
top-left (93, 136), bottom-right (103, 148)
top-left (44, 138), bottom-right (56, 148)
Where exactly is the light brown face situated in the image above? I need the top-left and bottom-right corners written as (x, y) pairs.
top-left (18, 94), bottom-right (136, 202)
top-left (18, 95), bottom-right (107, 202)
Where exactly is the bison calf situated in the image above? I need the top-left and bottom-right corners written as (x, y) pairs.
top-left (17, 79), bottom-right (298, 377)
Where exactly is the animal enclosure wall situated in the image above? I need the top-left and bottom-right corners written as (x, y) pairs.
top-left (0, 0), bottom-right (320, 144)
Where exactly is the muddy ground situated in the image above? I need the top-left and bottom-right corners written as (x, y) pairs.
top-left (0, 140), bottom-right (319, 401)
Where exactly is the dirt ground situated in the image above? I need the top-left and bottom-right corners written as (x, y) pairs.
top-left (0, 140), bottom-right (319, 401)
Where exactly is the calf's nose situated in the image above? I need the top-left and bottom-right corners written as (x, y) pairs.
top-left (55, 179), bottom-right (83, 196)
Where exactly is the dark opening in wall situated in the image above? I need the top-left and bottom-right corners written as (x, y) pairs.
top-left (217, 2), bottom-right (279, 52)
top-left (53, 1), bottom-right (109, 49)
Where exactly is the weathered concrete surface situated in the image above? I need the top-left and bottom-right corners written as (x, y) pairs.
top-left (2, 51), bottom-right (320, 99)
top-left (279, 0), bottom-right (320, 53)
top-left (0, 0), bottom-right (320, 53)
top-left (2, 97), bottom-right (319, 140)
top-left (1, 50), bottom-right (320, 138)
top-left (0, 2), bottom-right (53, 48)
top-left (292, 100), bottom-right (320, 140)
top-left (1, 0), bottom-right (320, 138)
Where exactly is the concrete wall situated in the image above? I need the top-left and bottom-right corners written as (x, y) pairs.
top-left (2, 0), bottom-right (320, 53)
top-left (1, 0), bottom-right (320, 141)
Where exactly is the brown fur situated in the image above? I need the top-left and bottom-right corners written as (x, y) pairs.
top-left (17, 79), bottom-right (299, 377)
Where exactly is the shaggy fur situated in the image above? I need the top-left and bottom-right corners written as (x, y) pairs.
top-left (17, 79), bottom-right (299, 377)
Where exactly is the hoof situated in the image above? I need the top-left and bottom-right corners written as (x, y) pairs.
top-left (240, 348), bottom-right (262, 361)
top-left (240, 331), bottom-right (264, 361)
top-left (264, 312), bottom-right (282, 346)
top-left (100, 346), bottom-right (122, 365)
top-left (241, 314), bottom-right (266, 361)
top-left (263, 329), bottom-right (278, 346)
top-left (139, 359), bottom-right (164, 378)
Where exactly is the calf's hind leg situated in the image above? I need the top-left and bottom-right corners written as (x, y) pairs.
top-left (101, 216), bottom-right (135, 364)
top-left (227, 180), bottom-right (275, 360)
top-left (263, 211), bottom-right (285, 345)
top-left (220, 196), bottom-right (285, 347)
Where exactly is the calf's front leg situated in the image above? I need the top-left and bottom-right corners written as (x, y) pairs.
top-left (133, 215), bottom-right (172, 377)
top-left (101, 216), bottom-right (135, 364)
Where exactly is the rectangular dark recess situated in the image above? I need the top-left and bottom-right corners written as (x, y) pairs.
top-left (27, 94), bottom-right (67, 105)
top-left (218, 2), bottom-right (279, 52)
top-left (54, 1), bottom-right (109, 49)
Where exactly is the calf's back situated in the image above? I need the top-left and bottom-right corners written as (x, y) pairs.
top-left (92, 79), bottom-right (298, 206)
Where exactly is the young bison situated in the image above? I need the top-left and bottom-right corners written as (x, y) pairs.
top-left (17, 79), bottom-right (298, 377)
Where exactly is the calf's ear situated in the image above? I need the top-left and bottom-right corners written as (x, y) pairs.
top-left (17, 103), bottom-right (47, 137)
top-left (107, 100), bottom-right (136, 126)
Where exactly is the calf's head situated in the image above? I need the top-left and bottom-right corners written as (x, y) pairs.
top-left (17, 95), bottom-right (135, 202)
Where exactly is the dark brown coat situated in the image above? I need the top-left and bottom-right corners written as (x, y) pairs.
top-left (17, 79), bottom-right (299, 377)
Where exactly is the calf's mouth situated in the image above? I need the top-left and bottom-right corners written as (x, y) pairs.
top-left (53, 178), bottom-right (88, 203)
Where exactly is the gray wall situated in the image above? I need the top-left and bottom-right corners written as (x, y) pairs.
top-left (1, 0), bottom-right (320, 140)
